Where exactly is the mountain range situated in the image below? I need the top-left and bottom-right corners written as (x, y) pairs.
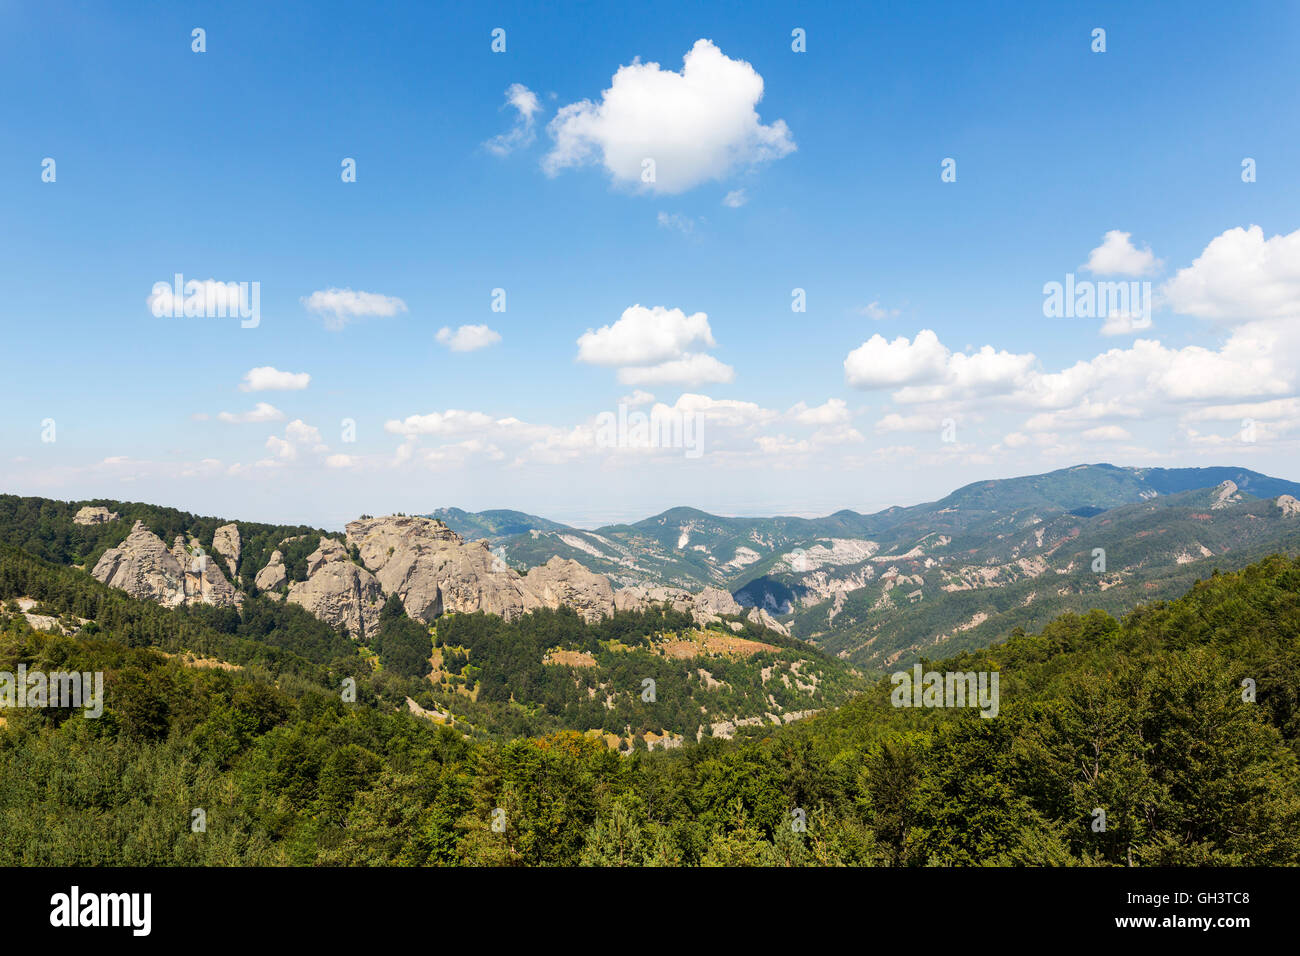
top-left (430, 464), bottom-right (1300, 668)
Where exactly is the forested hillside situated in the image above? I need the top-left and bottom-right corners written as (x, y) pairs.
top-left (0, 494), bottom-right (337, 590)
top-left (3, 540), bottom-right (1297, 865)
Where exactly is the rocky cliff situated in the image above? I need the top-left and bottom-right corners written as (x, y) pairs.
top-left (74, 505), bottom-right (119, 525)
top-left (93, 513), bottom-right (784, 643)
top-left (91, 520), bottom-right (238, 608)
top-left (212, 523), bottom-right (241, 579)
top-left (286, 537), bottom-right (384, 639)
top-left (345, 515), bottom-right (541, 622)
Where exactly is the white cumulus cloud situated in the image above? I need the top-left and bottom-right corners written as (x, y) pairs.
top-left (1161, 225), bottom-right (1300, 322)
top-left (1084, 230), bottom-right (1162, 277)
top-left (543, 39), bottom-right (795, 194)
top-left (239, 366), bottom-right (310, 391)
top-left (301, 288), bottom-right (408, 330)
top-left (843, 330), bottom-right (955, 389)
top-left (218, 403), bottom-right (284, 424)
top-left (577, 304), bottom-right (733, 385)
top-left (436, 324), bottom-right (502, 352)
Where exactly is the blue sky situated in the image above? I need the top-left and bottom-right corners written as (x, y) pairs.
top-left (3, 0), bottom-right (1299, 528)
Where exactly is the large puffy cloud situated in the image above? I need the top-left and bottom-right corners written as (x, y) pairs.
top-left (1161, 225), bottom-right (1300, 321)
top-left (577, 304), bottom-right (734, 385)
top-left (577, 305), bottom-right (714, 365)
top-left (947, 346), bottom-right (1038, 392)
top-left (844, 329), bottom-right (1034, 399)
top-left (843, 330), bottom-right (951, 389)
top-left (849, 321), bottom-right (1291, 416)
top-left (1084, 230), bottom-right (1162, 277)
top-left (543, 39), bottom-right (795, 194)
top-left (1021, 333), bottom-right (1290, 409)
top-left (301, 288), bottom-right (408, 330)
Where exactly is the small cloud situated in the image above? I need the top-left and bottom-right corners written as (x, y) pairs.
top-left (325, 454), bottom-right (355, 469)
top-left (239, 366), bottom-right (311, 391)
top-left (620, 390), bottom-right (656, 407)
top-left (485, 83), bottom-right (541, 156)
top-left (722, 189), bottom-right (748, 208)
top-left (858, 301), bottom-right (899, 320)
top-left (218, 402), bottom-right (284, 424)
top-left (1099, 312), bottom-right (1153, 336)
top-left (301, 288), bottom-right (408, 330)
top-left (1083, 230), bottom-right (1162, 277)
top-left (436, 324), bottom-right (502, 352)
top-left (788, 398), bottom-right (851, 425)
top-left (657, 211), bottom-right (696, 234)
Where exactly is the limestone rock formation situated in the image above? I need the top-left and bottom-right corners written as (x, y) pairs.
top-left (523, 556), bottom-right (615, 623)
top-left (170, 536), bottom-right (239, 607)
top-left (74, 506), bottom-right (119, 525)
top-left (613, 583), bottom-right (749, 628)
top-left (287, 537), bottom-right (384, 639)
top-left (212, 523), bottom-right (241, 579)
top-left (1211, 480), bottom-right (1241, 510)
top-left (613, 585), bottom-right (695, 615)
top-left (694, 586), bottom-right (743, 619)
top-left (346, 515), bottom-right (541, 622)
top-left (746, 607), bottom-right (791, 637)
top-left (91, 520), bottom-right (237, 608)
top-left (90, 510), bottom-right (795, 644)
top-left (254, 549), bottom-right (287, 591)
top-left (1277, 495), bottom-right (1300, 517)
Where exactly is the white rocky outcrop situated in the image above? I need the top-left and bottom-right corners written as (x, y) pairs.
top-left (286, 537), bottom-right (384, 639)
top-left (91, 520), bottom-right (238, 608)
top-left (613, 583), bottom-right (750, 628)
top-left (523, 556), bottom-right (616, 624)
top-left (74, 506), bottom-right (119, 525)
top-left (254, 549), bottom-right (287, 591)
top-left (212, 523), bottom-right (241, 579)
top-left (102, 512), bottom-right (797, 644)
top-left (1211, 480), bottom-right (1242, 510)
top-left (746, 607), bottom-right (791, 637)
top-left (347, 515), bottom-right (541, 622)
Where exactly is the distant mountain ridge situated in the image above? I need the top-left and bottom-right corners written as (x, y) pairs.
top-left (431, 464), bottom-right (1300, 546)
top-left (426, 464), bottom-right (1300, 669)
